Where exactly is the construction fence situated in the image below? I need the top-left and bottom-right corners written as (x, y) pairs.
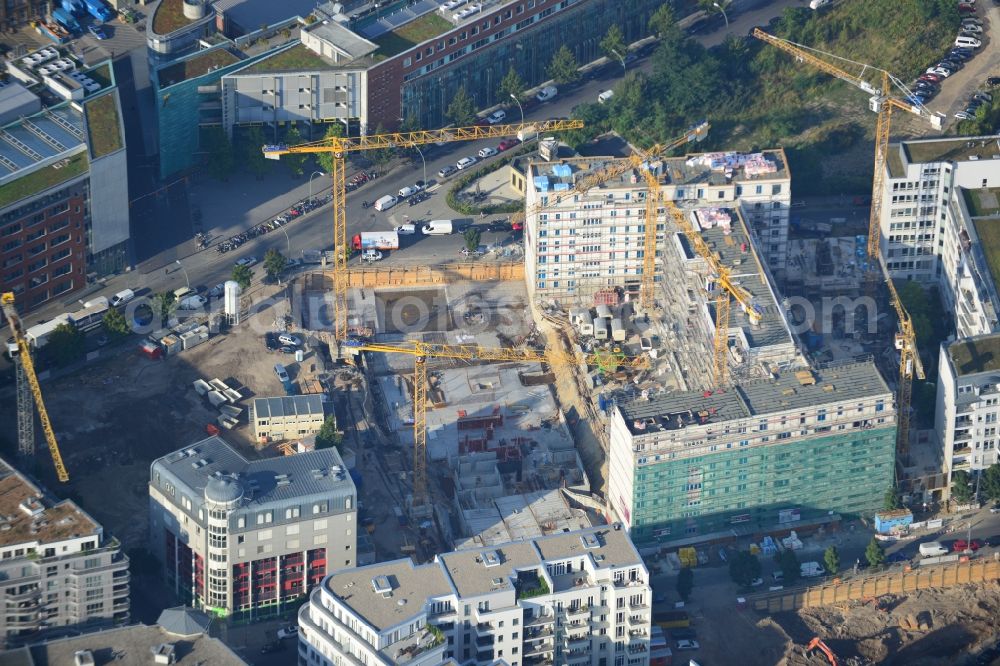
top-left (341, 261), bottom-right (524, 287)
top-left (750, 558), bottom-right (1000, 613)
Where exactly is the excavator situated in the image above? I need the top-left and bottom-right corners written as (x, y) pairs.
top-left (806, 637), bottom-right (840, 666)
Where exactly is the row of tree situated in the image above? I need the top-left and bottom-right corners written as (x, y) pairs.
top-left (728, 538), bottom-right (889, 589)
top-left (951, 464), bottom-right (1000, 505)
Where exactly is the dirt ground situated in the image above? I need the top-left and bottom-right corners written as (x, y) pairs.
top-left (0, 285), bottom-right (310, 549)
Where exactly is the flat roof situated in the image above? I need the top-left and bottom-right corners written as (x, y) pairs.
top-left (438, 540), bottom-right (541, 598)
top-left (973, 215), bottom-right (1000, 295)
top-left (966, 188), bottom-right (1000, 218)
top-left (948, 332), bottom-right (1000, 377)
top-left (533, 525), bottom-right (642, 569)
top-left (157, 48), bottom-right (243, 89)
top-left (28, 622), bottom-right (247, 665)
top-left (0, 81), bottom-right (40, 125)
top-left (0, 457), bottom-right (100, 549)
top-left (323, 558), bottom-right (452, 632)
top-left (0, 150), bottom-right (88, 210)
top-left (151, 0), bottom-right (198, 35)
top-left (901, 135), bottom-right (1000, 166)
top-left (619, 360), bottom-right (891, 435)
top-left (84, 92), bottom-right (123, 158)
top-left (238, 43), bottom-right (339, 75)
top-left (369, 10), bottom-right (453, 57)
top-left (214, 0), bottom-right (317, 31)
top-left (253, 394), bottom-right (325, 419)
top-left (304, 20), bottom-right (379, 60)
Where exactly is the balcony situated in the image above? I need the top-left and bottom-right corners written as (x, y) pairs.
top-left (628, 599), bottom-right (649, 611)
top-left (524, 627), bottom-right (554, 642)
top-left (5, 588), bottom-right (40, 603)
top-left (566, 605), bottom-right (589, 617)
top-left (523, 642), bottom-right (554, 658)
top-left (475, 635), bottom-right (494, 648)
top-left (526, 614), bottom-right (555, 627)
top-left (626, 613), bottom-right (647, 626)
top-left (566, 635), bottom-right (589, 648)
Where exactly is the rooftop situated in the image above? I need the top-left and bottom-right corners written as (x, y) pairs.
top-left (252, 394), bottom-right (326, 418)
top-left (619, 360), bottom-right (892, 435)
top-left (533, 525), bottom-right (642, 569)
top-left (901, 135), bottom-right (1000, 166)
top-left (323, 558), bottom-right (452, 632)
top-left (84, 93), bottom-right (122, 158)
top-left (151, 0), bottom-right (198, 36)
top-left (0, 150), bottom-right (88, 211)
top-left (371, 11), bottom-right (453, 58)
top-left (973, 216), bottom-right (1000, 295)
top-left (213, 0), bottom-right (317, 31)
top-left (302, 20), bottom-right (379, 60)
top-left (0, 457), bottom-right (100, 549)
top-left (157, 48), bottom-right (243, 89)
top-left (965, 188), bottom-right (1000, 218)
top-left (948, 332), bottom-right (1000, 377)
top-left (27, 621), bottom-right (247, 666)
top-left (438, 540), bottom-right (541, 598)
top-left (151, 436), bottom-right (354, 511)
top-left (239, 43), bottom-right (335, 74)
top-left (0, 81), bottom-right (41, 125)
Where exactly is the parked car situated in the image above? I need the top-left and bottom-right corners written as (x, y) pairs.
top-left (478, 146), bottom-right (497, 158)
top-left (486, 109), bottom-right (506, 124)
top-left (456, 156), bottom-right (478, 170)
top-left (88, 24), bottom-right (108, 39)
top-left (772, 570), bottom-right (784, 581)
top-left (927, 67), bottom-right (952, 77)
top-left (274, 364), bottom-right (290, 383)
top-left (919, 73), bottom-right (942, 82)
top-left (277, 625), bottom-right (299, 640)
top-left (990, 504), bottom-right (1000, 514)
top-left (265, 332), bottom-right (279, 351)
top-left (961, 23), bottom-right (984, 33)
top-left (278, 333), bottom-right (302, 347)
top-left (486, 221), bottom-right (512, 233)
top-left (279, 345), bottom-right (295, 354)
top-left (362, 249), bottom-right (383, 263)
top-left (209, 283), bottom-right (226, 298)
top-left (955, 111), bottom-right (975, 120)
top-left (437, 165), bottom-right (457, 178)
top-left (958, 4), bottom-right (977, 13)
top-left (675, 639), bottom-right (700, 651)
top-left (235, 256), bottom-right (258, 267)
top-left (953, 539), bottom-right (983, 551)
top-left (987, 76), bottom-right (1000, 87)
top-left (536, 85), bottom-right (558, 102)
top-left (497, 138), bottom-right (521, 151)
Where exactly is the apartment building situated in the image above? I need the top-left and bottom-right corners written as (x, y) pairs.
top-left (608, 360), bottom-right (897, 544)
top-left (299, 525), bottom-right (652, 666)
top-left (936, 332), bottom-right (1000, 499)
top-left (250, 395), bottom-right (327, 443)
top-left (148, 436), bottom-right (356, 621)
top-left (0, 457), bottom-right (129, 648)
top-left (523, 148), bottom-right (792, 307)
top-left (0, 52), bottom-right (129, 310)
top-left (880, 136), bottom-right (1000, 336)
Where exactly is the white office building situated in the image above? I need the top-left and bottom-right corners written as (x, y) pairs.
top-left (298, 525), bottom-right (652, 666)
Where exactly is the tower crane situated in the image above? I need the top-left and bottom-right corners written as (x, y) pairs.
top-left (262, 120), bottom-right (582, 339)
top-left (349, 341), bottom-right (648, 506)
top-left (753, 30), bottom-right (930, 456)
top-left (513, 121), bottom-right (711, 311)
top-left (1, 293), bottom-right (69, 482)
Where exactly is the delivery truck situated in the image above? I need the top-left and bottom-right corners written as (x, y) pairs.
top-left (352, 231), bottom-right (400, 251)
top-left (421, 220), bottom-right (453, 235)
top-left (25, 314), bottom-right (72, 348)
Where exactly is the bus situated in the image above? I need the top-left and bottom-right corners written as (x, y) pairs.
top-left (68, 298), bottom-right (109, 332)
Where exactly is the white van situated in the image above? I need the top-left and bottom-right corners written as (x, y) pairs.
top-left (808, 0), bottom-right (830, 9)
top-left (398, 185), bottom-right (420, 199)
top-left (172, 286), bottom-right (193, 301)
top-left (110, 289), bottom-right (135, 307)
top-left (918, 541), bottom-right (948, 557)
top-left (374, 195), bottom-right (397, 211)
top-left (422, 220), bottom-right (453, 235)
top-left (395, 224), bottom-right (417, 235)
top-left (598, 90), bottom-right (614, 104)
top-left (955, 35), bottom-right (982, 49)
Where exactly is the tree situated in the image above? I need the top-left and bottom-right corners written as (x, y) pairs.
top-left (865, 537), bottom-right (886, 569)
top-left (241, 126), bottom-right (270, 180)
top-left (151, 292), bottom-right (176, 324)
top-left (282, 126), bottom-right (307, 178)
top-left (316, 124), bottom-right (344, 174)
top-left (368, 123), bottom-right (395, 175)
top-left (498, 66), bottom-right (526, 102)
top-left (463, 227), bottom-right (482, 252)
top-left (204, 127), bottom-right (235, 181)
top-left (649, 4), bottom-right (682, 43)
top-left (45, 323), bottom-right (84, 366)
top-left (981, 463), bottom-right (1000, 503)
top-left (951, 469), bottom-right (974, 504)
top-left (778, 549), bottom-right (800, 583)
top-left (599, 24), bottom-right (627, 61)
top-left (728, 551), bottom-right (761, 588)
top-left (315, 416), bottom-right (342, 451)
top-left (548, 45), bottom-right (580, 86)
top-left (231, 264), bottom-right (253, 291)
top-left (447, 86), bottom-right (477, 127)
top-left (884, 483), bottom-right (902, 511)
top-left (103, 307), bottom-right (130, 339)
top-left (675, 567), bottom-right (693, 601)
top-left (823, 546), bottom-right (840, 575)
top-left (263, 248), bottom-right (287, 282)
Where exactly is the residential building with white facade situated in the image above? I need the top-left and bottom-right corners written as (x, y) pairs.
top-left (0, 457), bottom-right (129, 648)
top-left (523, 147), bottom-right (791, 307)
top-left (935, 332), bottom-right (1000, 501)
top-left (250, 394), bottom-right (327, 443)
top-left (880, 135), bottom-right (1000, 338)
top-left (298, 525), bottom-right (652, 666)
top-left (607, 360), bottom-right (897, 545)
top-left (148, 436), bottom-right (356, 621)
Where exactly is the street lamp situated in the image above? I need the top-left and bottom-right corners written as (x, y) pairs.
top-left (308, 171), bottom-right (327, 203)
top-left (610, 48), bottom-right (627, 76)
top-left (414, 145), bottom-right (427, 190)
top-left (280, 226), bottom-right (291, 254)
top-left (175, 260), bottom-right (189, 289)
top-left (713, 1), bottom-right (730, 28)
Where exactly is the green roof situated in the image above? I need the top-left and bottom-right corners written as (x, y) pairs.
top-left (372, 11), bottom-right (452, 58)
top-left (158, 49), bottom-right (242, 88)
top-left (0, 152), bottom-right (88, 209)
top-left (152, 0), bottom-right (196, 35)
top-left (85, 63), bottom-right (113, 89)
top-left (949, 334), bottom-right (1000, 376)
top-left (240, 44), bottom-right (331, 74)
top-left (85, 93), bottom-right (122, 158)
top-left (964, 188), bottom-right (1000, 218)
top-left (973, 216), bottom-right (1000, 298)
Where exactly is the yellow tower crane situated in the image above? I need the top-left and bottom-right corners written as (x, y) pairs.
top-left (753, 29), bottom-right (930, 456)
top-left (512, 121), bottom-right (710, 311)
top-left (262, 120), bottom-right (582, 339)
top-left (349, 341), bottom-right (648, 506)
top-left (1, 293), bottom-right (69, 482)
